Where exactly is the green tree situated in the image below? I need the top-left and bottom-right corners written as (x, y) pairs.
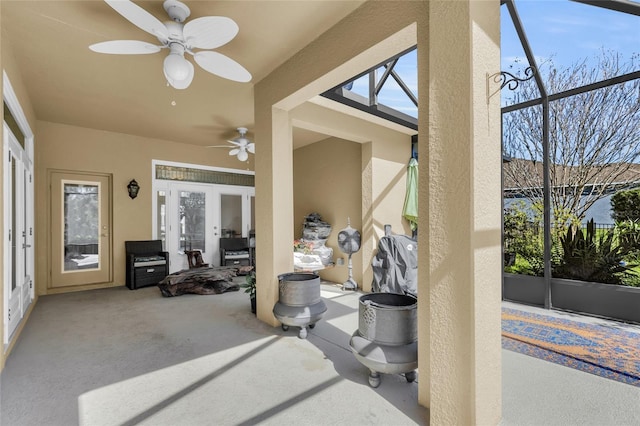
top-left (503, 201), bottom-right (544, 276)
top-left (611, 188), bottom-right (640, 222)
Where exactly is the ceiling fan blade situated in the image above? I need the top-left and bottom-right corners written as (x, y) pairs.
top-left (226, 139), bottom-right (242, 146)
top-left (164, 59), bottom-right (194, 90)
top-left (229, 148), bottom-right (241, 156)
top-left (183, 16), bottom-right (239, 49)
top-left (206, 145), bottom-right (233, 148)
top-left (194, 51), bottom-right (252, 83)
top-left (247, 143), bottom-right (255, 154)
top-left (104, 0), bottom-right (169, 41)
top-left (89, 40), bottom-right (161, 55)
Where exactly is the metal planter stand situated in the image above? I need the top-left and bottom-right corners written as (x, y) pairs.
top-left (349, 293), bottom-right (418, 387)
top-left (273, 272), bottom-right (327, 339)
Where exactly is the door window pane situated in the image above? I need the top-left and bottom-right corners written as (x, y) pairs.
top-left (157, 190), bottom-right (166, 250)
top-left (180, 191), bottom-right (206, 251)
top-left (23, 169), bottom-right (28, 273)
top-left (4, 102), bottom-right (25, 148)
top-left (221, 194), bottom-right (242, 238)
top-left (63, 182), bottom-right (99, 271)
top-left (250, 195), bottom-right (255, 232)
top-left (11, 155), bottom-right (16, 290)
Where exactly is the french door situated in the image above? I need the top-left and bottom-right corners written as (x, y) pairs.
top-left (155, 182), bottom-right (254, 273)
top-left (3, 123), bottom-right (34, 342)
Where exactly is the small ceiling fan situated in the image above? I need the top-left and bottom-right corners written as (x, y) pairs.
top-left (208, 127), bottom-right (255, 161)
top-left (89, 0), bottom-right (251, 89)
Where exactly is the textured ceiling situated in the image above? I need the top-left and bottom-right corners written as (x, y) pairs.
top-left (1, 0), bottom-right (366, 147)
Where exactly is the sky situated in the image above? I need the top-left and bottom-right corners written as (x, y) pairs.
top-left (502, 0), bottom-right (639, 70)
top-left (346, 0), bottom-right (639, 117)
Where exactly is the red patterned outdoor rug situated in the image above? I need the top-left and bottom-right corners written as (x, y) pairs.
top-left (502, 307), bottom-right (640, 386)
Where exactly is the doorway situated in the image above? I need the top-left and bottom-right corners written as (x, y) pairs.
top-left (155, 181), bottom-right (254, 273)
top-left (3, 123), bottom-right (34, 342)
top-left (3, 76), bottom-right (35, 346)
top-left (49, 171), bottom-right (112, 288)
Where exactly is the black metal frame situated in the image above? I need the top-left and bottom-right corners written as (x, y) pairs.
top-left (320, 46), bottom-right (418, 131)
top-left (571, 0), bottom-right (640, 17)
top-left (501, 0), bottom-right (640, 309)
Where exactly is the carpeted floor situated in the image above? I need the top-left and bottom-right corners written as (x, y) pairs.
top-left (502, 308), bottom-right (640, 387)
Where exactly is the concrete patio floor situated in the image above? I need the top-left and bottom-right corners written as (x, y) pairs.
top-left (1, 280), bottom-right (640, 425)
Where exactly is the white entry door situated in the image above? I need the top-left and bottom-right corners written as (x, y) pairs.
top-left (49, 172), bottom-right (112, 288)
top-left (3, 123), bottom-right (34, 342)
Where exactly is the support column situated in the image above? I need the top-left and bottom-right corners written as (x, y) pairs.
top-left (254, 107), bottom-right (294, 326)
top-left (417, 1), bottom-right (502, 424)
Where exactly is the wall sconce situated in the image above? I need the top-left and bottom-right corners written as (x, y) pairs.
top-left (127, 179), bottom-right (140, 199)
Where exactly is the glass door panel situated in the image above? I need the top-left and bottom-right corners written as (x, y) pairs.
top-left (63, 183), bottom-right (99, 271)
top-left (156, 190), bottom-right (167, 250)
top-left (5, 147), bottom-right (21, 339)
top-left (250, 195), bottom-right (255, 232)
top-left (179, 190), bottom-right (206, 252)
top-left (221, 194), bottom-right (243, 238)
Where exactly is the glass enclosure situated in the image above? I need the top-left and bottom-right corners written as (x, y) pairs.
top-left (501, 0), bottom-right (640, 298)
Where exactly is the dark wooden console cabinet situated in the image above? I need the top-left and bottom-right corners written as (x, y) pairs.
top-left (125, 240), bottom-right (169, 290)
top-left (220, 237), bottom-right (251, 270)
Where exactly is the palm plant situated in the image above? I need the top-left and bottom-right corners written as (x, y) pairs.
top-left (554, 219), bottom-right (636, 284)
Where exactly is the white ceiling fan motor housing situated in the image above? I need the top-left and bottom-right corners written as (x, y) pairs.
top-left (163, 0), bottom-right (191, 23)
top-left (163, 21), bottom-right (185, 43)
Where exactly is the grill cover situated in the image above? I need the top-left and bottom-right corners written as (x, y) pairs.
top-left (371, 233), bottom-right (418, 296)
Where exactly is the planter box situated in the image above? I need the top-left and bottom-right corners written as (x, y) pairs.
top-left (503, 272), bottom-right (640, 324)
top-left (503, 273), bottom-right (545, 307)
top-left (551, 278), bottom-right (640, 324)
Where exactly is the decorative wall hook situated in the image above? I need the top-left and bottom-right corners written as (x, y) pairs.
top-left (486, 66), bottom-right (536, 104)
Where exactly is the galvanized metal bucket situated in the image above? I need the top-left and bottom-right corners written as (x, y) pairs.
top-left (278, 273), bottom-right (321, 307)
top-left (358, 293), bottom-right (417, 346)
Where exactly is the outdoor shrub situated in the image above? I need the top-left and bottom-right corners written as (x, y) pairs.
top-left (554, 219), bottom-right (637, 285)
top-left (615, 219), bottom-right (640, 259)
top-left (503, 201), bottom-right (544, 276)
top-left (611, 188), bottom-right (640, 222)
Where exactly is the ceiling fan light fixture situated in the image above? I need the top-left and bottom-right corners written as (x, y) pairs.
top-left (237, 150), bottom-right (249, 162)
top-left (164, 53), bottom-right (190, 81)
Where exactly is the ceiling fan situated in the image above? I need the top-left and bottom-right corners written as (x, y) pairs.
top-left (208, 127), bottom-right (255, 161)
top-left (89, 0), bottom-right (252, 89)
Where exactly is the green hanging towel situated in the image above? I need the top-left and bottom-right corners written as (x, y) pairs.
top-left (403, 157), bottom-right (419, 231)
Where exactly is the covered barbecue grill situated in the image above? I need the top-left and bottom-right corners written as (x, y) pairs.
top-left (371, 225), bottom-right (418, 296)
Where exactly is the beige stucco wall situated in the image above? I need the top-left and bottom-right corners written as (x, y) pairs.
top-left (255, 2), bottom-right (418, 328)
top-left (291, 101), bottom-right (413, 290)
top-left (34, 120), bottom-right (254, 295)
top-left (256, 0), bottom-right (502, 424)
top-left (420, 1), bottom-right (502, 424)
top-left (293, 137), bottom-right (363, 285)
